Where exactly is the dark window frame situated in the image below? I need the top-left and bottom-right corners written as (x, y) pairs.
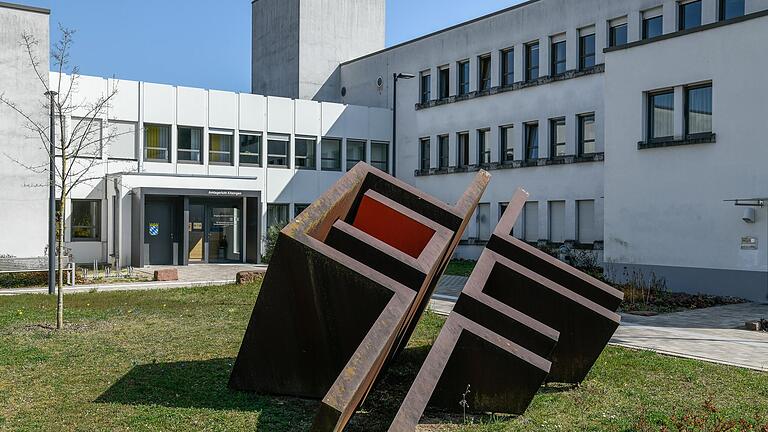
top-left (294, 136), bottom-right (317, 170)
top-left (525, 42), bottom-right (540, 81)
top-left (419, 137), bottom-right (431, 171)
top-left (438, 135), bottom-right (450, 169)
top-left (579, 33), bottom-right (596, 70)
top-left (457, 132), bottom-right (470, 167)
top-left (320, 137), bottom-right (342, 172)
top-left (719, 0), bottom-right (745, 20)
top-left (438, 66), bottom-right (450, 99)
top-left (647, 90), bottom-right (675, 142)
top-left (71, 199), bottom-right (101, 242)
top-left (684, 83), bottom-right (713, 138)
top-left (457, 60), bottom-right (470, 95)
top-left (501, 48), bottom-right (514, 87)
top-left (420, 71), bottom-right (431, 104)
top-left (370, 141), bottom-right (389, 173)
top-left (267, 134), bottom-right (290, 168)
top-left (346, 139), bottom-right (366, 171)
top-left (679, 0), bottom-right (703, 30)
top-left (239, 132), bottom-right (262, 166)
top-left (477, 129), bottom-right (491, 165)
top-left (609, 22), bottom-right (628, 47)
top-left (293, 203), bottom-right (310, 219)
top-left (525, 122), bottom-right (539, 161)
top-left (500, 125), bottom-right (514, 163)
top-left (478, 54), bottom-right (492, 91)
top-left (177, 125), bottom-right (203, 164)
top-left (549, 118), bottom-right (566, 158)
top-left (551, 39), bottom-right (567, 76)
top-left (578, 113), bottom-right (596, 155)
top-left (642, 14), bottom-right (663, 39)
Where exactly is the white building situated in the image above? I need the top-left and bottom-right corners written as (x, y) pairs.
top-left (0, 0), bottom-right (766, 300)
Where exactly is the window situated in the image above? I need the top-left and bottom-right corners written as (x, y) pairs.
top-left (500, 125), bottom-right (514, 163)
top-left (438, 66), bottom-right (450, 99)
top-left (177, 126), bottom-right (203, 163)
top-left (371, 141), bottom-right (389, 172)
top-left (478, 129), bottom-right (491, 165)
top-left (457, 60), bottom-right (470, 95)
top-left (477, 203), bottom-right (491, 241)
top-left (71, 199), bottom-right (100, 241)
top-left (144, 124), bottom-right (170, 162)
top-left (109, 121), bottom-right (137, 160)
top-left (293, 203), bottom-right (310, 219)
top-left (579, 33), bottom-right (596, 69)
top-left (501, 48), bottom-right (514, 86)
top-left (609, 22), bottom-right (628, 47)
top-left (239, 133), bottom-right (262, 166)
top-left (643, 13), bottom-right (663, 39)
top-left (550, 118), bottom-right (566, 158)
top-left (321, 138), bottom-right (342, 171)
top-left (577, 200), bottom-right (596, 244)
top-left (267, 134), bottom-right (290, 167)
top-left (478, 55), bottom-right (491, 91)
top-left (578, 113), bottom-right (596, 155)
top-left (420, 137), bottom-right (430, 171)
top-left (266, 203), bottom-right (289, 231)
top-left (524, 201), bottom-right (539, 242)
top-left (71, 116), bottom-right (103, 158)
top-left (679, 0), bottom-right (702, 30)
top-left (346, 139), bottom-right (366, 171)
top-left (499, 202), bottom-right (515, 235)
top-left (720, 0), bottom-right (744, 20)
top-left (209, 132), bottom-right (234, 165)
top-left (295, 136), bottom-right (316, 169)
top-left (551, 39), bottom-right (567, 75)
top-left (686, 84), bottom-right (712, 137)
top-left (438, 135), bottom-right (450, 169)
top-left (648, 90), bottom-right (675, 141)
top-left (526, 42), bottom-right (540, 80)
top-left (457, 132), bottom-right (470, 167)
top-left (525, 123), bottom-right (539, 161)
top-left (420, 71), bottom-right (431, 104)
top-left (549, 201), bottom-right (566, 243)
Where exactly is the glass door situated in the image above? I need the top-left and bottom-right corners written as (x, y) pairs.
top-left (208, 205), bottom-right (240, 263)
top-left (188, 204), bottom-right (205, 263)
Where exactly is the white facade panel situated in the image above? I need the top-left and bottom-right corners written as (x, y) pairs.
top-left (143, 82), bottom-right (175, 125)
top-left (176, 86), bottom-right (207, 127)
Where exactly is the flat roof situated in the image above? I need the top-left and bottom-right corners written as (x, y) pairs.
top-left (0, 1), bottom-right (49, 14)
top-left (341, 0), bottom-right (541, 66)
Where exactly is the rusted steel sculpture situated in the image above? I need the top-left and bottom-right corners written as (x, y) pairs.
top-left (389, 188), bottom-right (623, 430)
top-left (229, 162), bottom-right (489, 432)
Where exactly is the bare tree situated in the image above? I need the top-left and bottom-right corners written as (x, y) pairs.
top-left (0, 27), bottom-right (121, 329)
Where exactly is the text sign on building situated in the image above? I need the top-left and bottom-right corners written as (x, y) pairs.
top-left (741, 236), bottom-right (758, 250)
top-left (208, 190), bottom-right (243, 197)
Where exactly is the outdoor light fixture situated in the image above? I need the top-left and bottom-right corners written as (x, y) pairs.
top-left (392, 72), bottom-right (415, 178)
top-left (743, 207), bottom-right (756, 224)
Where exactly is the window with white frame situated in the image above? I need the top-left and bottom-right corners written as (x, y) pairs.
top-left (239, 133), bottom-right (262, 166)
top-left (295, 136), bottom-right (316, 169)
top-left (267, 134), bottom-right (290, 167)
top-left (144, 124), bottom-right (171, 162)
top-left (346, 139), bottom-right (366, 171)
top-left (321, 138), bottom-right (342, 171)
top-left (209, 131), bottom-right (234, 165)
top-left (178, 126), bottom-right (203, 163)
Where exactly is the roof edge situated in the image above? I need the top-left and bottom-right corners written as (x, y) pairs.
top-left (0, 1), bottom-right (50, 15)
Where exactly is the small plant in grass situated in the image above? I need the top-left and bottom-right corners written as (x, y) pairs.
top-left (459, 384), bottom-right (471, 424)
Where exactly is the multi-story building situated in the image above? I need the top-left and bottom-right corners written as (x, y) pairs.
top-left (1, 0), bottom-right (766, 300)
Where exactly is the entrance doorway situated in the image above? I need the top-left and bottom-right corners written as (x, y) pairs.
top-left (188, 204), bottom-right (205, 262)
top-left (187, 199), bottom-right (242, 264)
top-left (145, 199), bottom-right (177, 265)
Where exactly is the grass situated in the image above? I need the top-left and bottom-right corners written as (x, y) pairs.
top-left (445, 259), bottom-right (477, 277)
top-left (1, 284), bottom-right (767, 431)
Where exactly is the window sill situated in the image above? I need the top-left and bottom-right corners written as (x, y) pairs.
top-left (144, 159), bottom-right (171, 164)
top-left (267, 165), bottom-right (290, 169)
top-left (414, 152), bottom-right (604, 177)
top-left (209, 162), bottom-right (234, 166)
top-left (296, 166), bottom-right (317, 171)
top-left (240, 163), bottom-right (263, 168)
top-left (637, 133), bottom-right (715, 150)
top-left (177, 160), bottom-right (203, 165)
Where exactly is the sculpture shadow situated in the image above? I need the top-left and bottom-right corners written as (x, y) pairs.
top-left (96, 357), bottom-right (318, 430)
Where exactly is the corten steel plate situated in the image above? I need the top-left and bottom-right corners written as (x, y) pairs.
top-left (229, 163), bottom-right (488, 431)
top-left (387, 248), bottom-right (560, 431)
top-left (482, 188), bottom-right (623, 383)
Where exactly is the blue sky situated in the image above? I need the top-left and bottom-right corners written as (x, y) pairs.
top-left (18, 0), bottom-right (524, 93)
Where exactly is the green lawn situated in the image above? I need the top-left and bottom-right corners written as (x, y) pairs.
top-left (1, 284), bottom-right (767, 431)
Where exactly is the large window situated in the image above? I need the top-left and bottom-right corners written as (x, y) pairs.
top-left (579, 113), bottom-right (596, 155)
top-left (648, 90), bottom-right (675, 141)
top-left (293, 203), bottom-right (310, 219)
top-left (346, 139), bottom-right (366, 171)
top-left (720, 0), bottom-right (745, 20)
top-left (478, 55), bottom-right (491, 91)
top-left (438, 135), bottom-right (449, 169)
top-left (551, 39), bottom-right (567, 75)
top-left (71, 199), bottom-right (100, 241)
top-left (420, 71), bottom-right (431, 104)
top-left (266, 203), bottom-right (289, 231)
top-left (679, 0), bottom-right (702, 30)
top-left (72, 116), bottom-right (103, 158)
top-left (550, 118), bottom-right (566, 158)
top-left (549, 201), bottom-right (566, 243)
top-left (525, 123), bottom-right (539, 161)
top-left (686, 84), bottom-right (712, 137)
top-left (109, 121), bottom-right (138, 160)
top-left (457, 60), bottom-right (470, 95)
top-left (577, 200), bottom-right (596, 244)
top-left (501, 48), bottom-right (514, 87)
top-left (178, 126), bottom-right (203, 163)
top-left (420, 137), bottom-right (430, 171)
top-left (526, 42), bottom-right (539, 81)
top-left (267, 134), bottom-right (290, 167)
top-left (478, 129), bottom-right (491, 165)
top-left (209, 132), bottom-right (234, 165)
top-left (457, 132), bottom-right (470, 167)
top-left (500, 125), bottom-right (514, 163)
top-left (295, 136), bottom-right (316, 170)
top-left (438, 66), bottom-right (450, 99)
top-left (579, 33), bottom-right (596, 70)
top-left (371, 141), bottom-right (389, 173)
top-left (321, 138), bottom-right (342, 171)
top-left (239, 133), bottom-right (262, 166)
top-left (609, 21), bottom-right (628, 47)
top-left (643, 13), bottom-right (663, 39)
top-left (144, 124), bottom-right (170, 162)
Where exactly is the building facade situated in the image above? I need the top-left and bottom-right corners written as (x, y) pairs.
top-left (0, 0), bottom-right (766, 300)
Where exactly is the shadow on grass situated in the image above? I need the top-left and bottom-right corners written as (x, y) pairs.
top-left (95, 357), bottom-right (318, 431)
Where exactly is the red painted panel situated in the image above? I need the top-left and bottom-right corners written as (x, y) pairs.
top-left (352, 195), bottom-right (435, 258)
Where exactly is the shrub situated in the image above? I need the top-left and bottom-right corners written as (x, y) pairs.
top-left (0, 271), bottom-right (49, 288)
top-left (261, 223), bottom-right (286, 264)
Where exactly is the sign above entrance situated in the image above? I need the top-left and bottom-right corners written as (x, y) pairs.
top-left (208, 190), bottom-right (243, 197)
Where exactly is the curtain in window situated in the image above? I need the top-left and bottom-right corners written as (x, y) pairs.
top-left (210, 134), bottom-right (233, 164)
top-left (688, 86), bottom-right (712, 135)
top-left (145, 125), bottom-right (170, 160)
top-left (652, 93), bottom-right (674, 139)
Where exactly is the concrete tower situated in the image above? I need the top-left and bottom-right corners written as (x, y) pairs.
top-left (251, 0), bottom-right (385, 101)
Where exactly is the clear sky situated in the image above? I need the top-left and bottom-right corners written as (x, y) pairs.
top-left (16, 0), bottom-right (524, 93)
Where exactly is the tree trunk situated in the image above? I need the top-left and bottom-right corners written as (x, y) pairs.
top-left (56, 154), bottom-right (67, 330)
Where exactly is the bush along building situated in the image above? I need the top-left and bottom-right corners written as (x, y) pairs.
top-left (0, 0), bottom-right (766, 301)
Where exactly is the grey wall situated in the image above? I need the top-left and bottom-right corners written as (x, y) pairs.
top-left (0, 3), bottom-right (49, 258)
top-left (252, 0), bottom-right (301, 98)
